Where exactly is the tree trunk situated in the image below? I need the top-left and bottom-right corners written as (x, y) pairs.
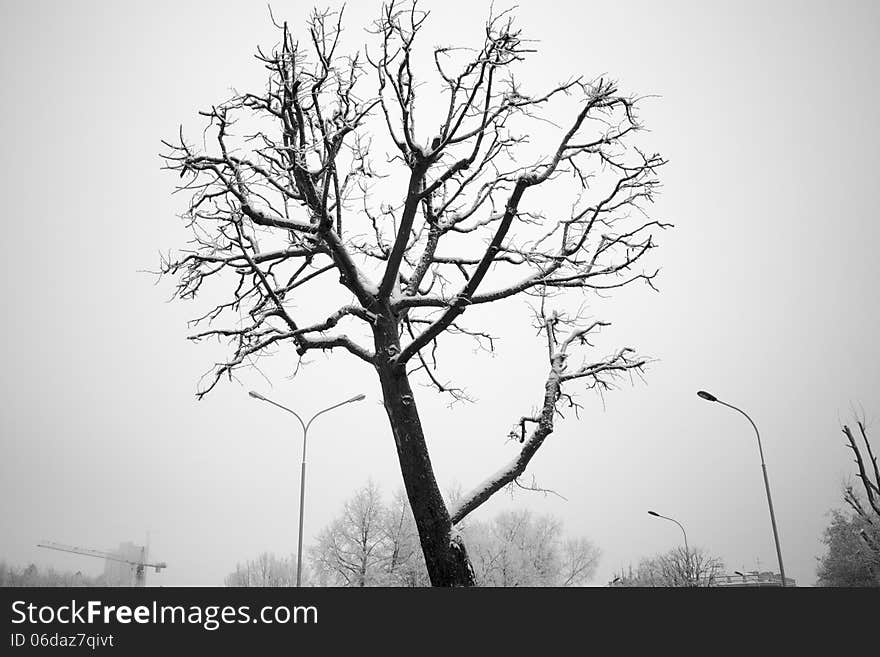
top-left (372, 315), bottom-right (475, 587)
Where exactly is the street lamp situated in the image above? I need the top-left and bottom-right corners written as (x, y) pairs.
top-left (248, 390), bottom-right (365, 587)
top-left (697, 389), bottom-right (787, 587)
top-left (648, 510), bottom-right (692, 585)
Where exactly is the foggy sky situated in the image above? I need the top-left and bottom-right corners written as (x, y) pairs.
top-left (1, 0), bottom-right (878, 587)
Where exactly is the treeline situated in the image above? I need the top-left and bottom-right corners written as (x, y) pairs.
top-left (225, 481), bottom-right (601, 587)
top-left (0, 561), bottom-right (105, 587)
top-left (610, 547), bottom-right (725, 587)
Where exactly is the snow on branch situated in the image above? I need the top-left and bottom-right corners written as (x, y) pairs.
top-left (450, 306), bottom-right (647, 524)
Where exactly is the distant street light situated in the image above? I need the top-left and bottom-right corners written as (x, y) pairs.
top-left (248, 390), bottom-right (365, 587)
top-left (648, 510), bottom-right (692, 584)
top-left (697, 390), bottom-right (787, 587)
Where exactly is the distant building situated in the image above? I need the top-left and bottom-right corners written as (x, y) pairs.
top-left (715, 571), bottom-right (796, 587)
top-left (103, 542), bottom-right (147, 586)
top-left (608, 568), bottom-right (797, 587)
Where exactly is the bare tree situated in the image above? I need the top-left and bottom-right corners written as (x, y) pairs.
top-left (612, 547), bottom-right (723, 587)
top-left (560, 537), bottom-right (603, 587)
top-left (462, 509), bottom-right (600, 586)
top-left (309, 480), bottom-right (427, 586)
top-left (224, 552), bottom-right (300, 587)
top-left (309, 484), bottom-right (598, 586)
top-left (381, 488), bottom-right (430, 586)
top-left (160, 1), bottom-right (666, 586)
top-left (842, 419), bottom-right (880, 552)
top-left (815, 416), bottom-right (880, 586)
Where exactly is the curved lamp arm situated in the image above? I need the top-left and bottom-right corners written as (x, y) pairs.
top-left (305, 394), bottom-right (367, 433)
top-left (249, 391), bottom-right (365, 459)
top-left (248, 391), bottom-right (306, 433)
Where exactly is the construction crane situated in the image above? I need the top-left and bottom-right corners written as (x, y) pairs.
top-left (37, 541), bottom-right (167, 587)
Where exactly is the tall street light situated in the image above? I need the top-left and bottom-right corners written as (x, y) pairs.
top-left (249, 390), bottom-right (365, 587)
top-left (648, 510), bottom-right (692, 585)
top-left (697, 389), bottom-right (787, 587)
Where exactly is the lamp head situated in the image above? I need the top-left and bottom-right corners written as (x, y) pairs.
top-left (647, 510), bottom-right (660, 517)
top-left (248, 391), bottom-right (267, 401)
top-left (348, 394), bottom-right (366, 403)
top-left (697, 390), bottom-right (718, 402)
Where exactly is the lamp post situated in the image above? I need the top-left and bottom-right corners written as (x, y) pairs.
top-left (648, 510), bottom-right (692, 585)
top-left (249, 390), bottom-right (365, 587)
top-left (697, 390), bottom-right (787, 587)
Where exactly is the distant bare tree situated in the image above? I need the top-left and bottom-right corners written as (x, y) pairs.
top-left (462, 509), bottom-right (600, 586)
top-left (382, 488), bottom-right (430, 586)
top-left (309, 484), bottom-right (598, 586)
top-left (612, 547), bottom-right (723, 587)
top-left (560, 537), bottom-right (604, 587)
top-left (309, 481), bottom-right (427, 586)
top-left (224, 552), bottom-right (300, 587)
top-left (161, 1), bottom-right (666, 586)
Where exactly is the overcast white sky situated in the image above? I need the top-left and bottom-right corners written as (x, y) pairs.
top-left (1, 0), bottom-right (878, 587)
